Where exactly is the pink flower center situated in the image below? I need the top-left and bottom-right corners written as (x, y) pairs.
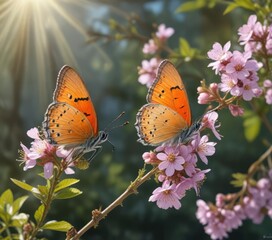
top-left (163, 190), bottom-right (170, 195)
top-left (235, 64), bottom-right (243, 71)
top-left (244, 84), bottom-right (251, 90)
top-left (167, 153), bottom-right (176, 162)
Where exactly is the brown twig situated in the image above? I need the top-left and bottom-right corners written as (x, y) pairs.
top-left (69, 166), bottom-right (158, 240)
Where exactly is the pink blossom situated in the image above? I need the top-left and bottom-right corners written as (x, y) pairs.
top-left (44, 162), bottom-right (54, 179)
top-left (266, 37), bottom-right (272, 54)
top-left (176, 168), bottom-right (210, 196)
top-left (264, 79), bottom-right (272, 88)
top-left (238, 14), bottom-right (272, 54)
top-left (138, 58), bottom-right (160, 87)
top-left (238, 15), bottom-right (257, 44)
top-left (142, 39), bottom-right (158, 54)
top-left (20, 127), bottom-right (76, 179)
top-left (265, 88), bottom-right (272, 104)
top-left (243, 196), bottom-right (265, 224)
top-left (218, 74), bottom-right (235, 92)
top-left (233, 79), bottom-right (261, 101)
top-left (196, 199), bottom-right (210, 225)
top-left (149, 181), bottom-right (181, 209)
top-left (156, 24), bottom-right (174, 41)
top-left (142, 151), bottom-right (158, 164)
top-left (24, 128), bottom-right (56, 161)
top-left (191, 135), bottom-right (216, 164)
top-left (198, 92), bottom-right (211, 104)
top-left (225, 51), bottom-right (253, 81)
top-left (175, 177), bottom-right (192, 196)
top-left (229, 104), bottom-right (244, 117)
top-left (56, 147), bottom-right (75, 175)
top-left (196, 198), bottom-right (245, 240)
top-left (215, 194), bottom-right (225, 208)
top-left (201, 111), bottom-right (221, 140)
top-left (157, 146), bottom-right (184, 176)
top-left (27, 127), bottom-right (40, 139)
top-left (186, 169), bottom-right (210, 195)
top-left (208, 42), bottom-right (232, 74)
top-left (20, 142), bottom-right (37, 171)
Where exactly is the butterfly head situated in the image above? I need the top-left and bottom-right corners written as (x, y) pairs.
top-left (83, 130), bottom-right (108, 152)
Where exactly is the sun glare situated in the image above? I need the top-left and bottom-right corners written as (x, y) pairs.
top-left (0, 0), bottom-right (93, 106)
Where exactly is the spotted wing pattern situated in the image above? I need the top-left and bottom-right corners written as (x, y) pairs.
top-left (43, 103), bottom-right (93, 146)
top-left (147, 60), bottom-right (191, 125)
top-left (135, 103), bottom-right (187, 146)
top-left (135, 59), bottom-right (192, 146)
top-left (54, 66), bottom-right (98, 135)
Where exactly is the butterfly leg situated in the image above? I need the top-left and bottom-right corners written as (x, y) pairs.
top-left (87, 146), bottom-right (103, 162)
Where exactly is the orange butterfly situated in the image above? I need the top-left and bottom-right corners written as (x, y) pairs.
top-left (43, 66), bottom-right (108, 158)
top-left (135, 59), bottom-right (201, 146)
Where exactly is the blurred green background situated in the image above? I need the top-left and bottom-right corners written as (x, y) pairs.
top-left (0, 0), bottom-right (270, 239)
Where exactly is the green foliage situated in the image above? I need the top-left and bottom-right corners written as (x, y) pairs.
top-left (179, 38), bottom-right (202, 61)
top-left (243, 110), bottom-right (261, 142)
top-left (54, 178), bottom-right (80, 192)
top-left (34, 204), bottom-right (45, 224)
top-left (54, 187), bottom-right (82, 200)
top-left (224, 0), bottom-right (256, 14)
top-left (42, 220), bottom-right (72, 232)
top-left (176, 0), bottom-right (217, 13)
top-left (10, 178), bottom-right (34, 192)
top-left (0, 189), bottom-right (29, 238)
top-left (231, 173), bottom-right (247, 187)
top-left (176, 0), bottom-right (271, 16)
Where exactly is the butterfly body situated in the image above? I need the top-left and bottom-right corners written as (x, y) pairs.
top-left (135, 60), bottom-right (201, 146)
top-left (43, 65), bottom-right (108, 158)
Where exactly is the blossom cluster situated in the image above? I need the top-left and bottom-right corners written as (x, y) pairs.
top-left (138, 24), bottom-right (174, 87)
top-left (263, 79), bottom-right (272, 105)
top-left (198, 14), bottom-right (272, 115)
top-left (19, 128), bottom-right (75, 179)
top-left (238, 15), bottom-right (272, 55)
top-left (207, 41), bottom-right (262, 101)
top-left (196, 170), bottom-right (272, 240)
top-left (145, 112), bottom-right (221, 210)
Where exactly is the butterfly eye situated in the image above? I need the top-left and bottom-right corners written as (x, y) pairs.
top-left (100, 131), bottom-right (108, 141)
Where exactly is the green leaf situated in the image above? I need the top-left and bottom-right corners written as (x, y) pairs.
top-left (42, 220), bottom-right (72, 232)
top-left (223, 3), bottom-right (238, 15)
top-left (243, 111), bottom-right (261, 142)
top-left (0, 189), bottom-right (13, 205)
top-left (0, 190), bottom-right (13, 223)
top-left (10, 178), bottom-right (34, 192)
top-left (234, 0), bottom-right (255, 10)
top-left (54, 178), bottom-right (80, 193)
top-left (34, 204), bottom-right (45, 224)
top-left (12, 196), bottom-right (28, 215)
top-left (176, 0), bottom-right (205, 13)
top-left (37, 185), bottom-right (48, 196)
top-left (231, 173), bottom-right (247, 187)
top-left (179, 38), bottom-right (196, 60)
top-left (54, 188), bottom-right (82, 200)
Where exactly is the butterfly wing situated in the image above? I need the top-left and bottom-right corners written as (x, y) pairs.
top-left (43, 102), bottom-right (94, 147)
top-left (53, 66), bottom-right (98, 136)
top-left (147, 60), bottom-right (191, 126)
top-left (135, 103), bottom-right (188, 146)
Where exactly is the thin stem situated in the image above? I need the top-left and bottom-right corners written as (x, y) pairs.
top-left (29, 169), bottom-right (63, 240)
top-left (69, 166), bottom-right (158, 240)
top-left (226, 146), bottom-right (272, 209)
top-left (247, 145), bottom-right (272, 179)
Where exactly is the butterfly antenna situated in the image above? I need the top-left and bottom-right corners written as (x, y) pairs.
top-left (107, 138), bottom-right (115, 152)
top-left (104, 111), bottom-right (129, 132)
top-left (107, 121), bottom-right (129, 133)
